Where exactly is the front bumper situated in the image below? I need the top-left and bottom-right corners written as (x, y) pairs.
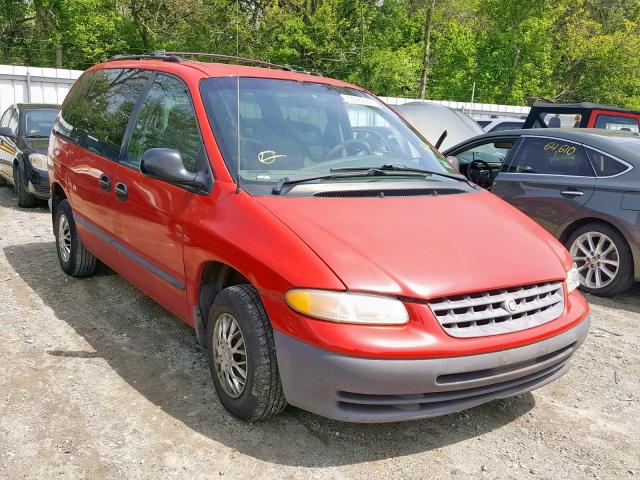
top-left (26, 167), bottom-right (50, 199)
top-left (274, 315), bottom-right (590, 423)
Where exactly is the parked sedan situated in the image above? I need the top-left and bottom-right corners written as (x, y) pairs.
top-left (0, 103), bottom-right (59, 207)
top-left (444, 128), bottom-right (640, 296)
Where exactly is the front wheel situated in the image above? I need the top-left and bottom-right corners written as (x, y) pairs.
top-left (54, 199), bottom-right (97, 277)
top-left (566, 223), bottom-right (634, 296)
top-left (206, 285), bottom-right (287, 422)
top-left (13, 164), bottom-right (36, 208)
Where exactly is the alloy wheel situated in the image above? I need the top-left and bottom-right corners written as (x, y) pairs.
top-left (570, 231), bottom-right (619, 289)
top-left (58, 214), bottom-right (72, 263)
top-left (213, 313), bottom-right (248, 398)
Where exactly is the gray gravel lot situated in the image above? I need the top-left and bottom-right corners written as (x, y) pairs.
top-left (0, 186), bottom-right (638, 480)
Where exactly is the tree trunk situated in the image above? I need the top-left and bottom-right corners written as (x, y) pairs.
top-left (418, 0), bottom-right (436, 99)
top-left (55, 47), bottom-right (62, 68)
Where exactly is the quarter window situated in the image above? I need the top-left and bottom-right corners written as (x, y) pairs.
top-left (507, 137), bottom-right (593, 176)
top-left (125, 74), bottom-right (203, 171)
top-left (55, 68), bottom-right (150, 161)
top-left (0, 108), bottom-right (12, 128)
top-left (586, 149), bottom-right (629, 177)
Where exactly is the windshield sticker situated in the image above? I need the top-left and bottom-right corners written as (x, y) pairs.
top-left (544, 142), bottom-right (576, 156)
top-left (340, 94), bottom-right (380, 108)
top-left (258, 150), bottom-right (287, 165)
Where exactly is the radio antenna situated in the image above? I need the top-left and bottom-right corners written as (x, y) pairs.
top-left (235, 0), bottom-right (241, 194)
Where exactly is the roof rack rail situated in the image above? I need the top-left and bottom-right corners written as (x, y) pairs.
top-left (159, 51), bottom-right (323, 76)
top-left (107, 53), bottom-right (182, 63)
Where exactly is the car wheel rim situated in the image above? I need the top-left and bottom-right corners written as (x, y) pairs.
top-left (570, 232), bottom-right (619, 289)
top-left (213, 313), bottom-right (247, 399)
top-left (58, 214), bottom-right (72, 263)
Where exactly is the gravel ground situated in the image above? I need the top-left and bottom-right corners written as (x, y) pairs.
top-left (0, 186), bottom-right (638, 480)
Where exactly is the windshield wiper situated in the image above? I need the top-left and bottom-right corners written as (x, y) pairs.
top-left (271, 168), bottom-right (430, 195)
top-left (26, 135), bottom-right (49, 138)
top-left (331, 163), bottom-right (472, 185)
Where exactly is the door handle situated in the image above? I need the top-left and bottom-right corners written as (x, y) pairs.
top-left (114, 182), bottom-right (128, 201)
top-left (98, 174), bottom-right (112, 192)
top-left (561, 189), bottom-right (584, 197)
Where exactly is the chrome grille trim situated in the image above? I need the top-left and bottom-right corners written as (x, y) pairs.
top-left (428, 282), bottom-right (564, 338)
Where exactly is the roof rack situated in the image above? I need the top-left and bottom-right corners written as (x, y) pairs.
top-left (107, 51), bottom-right (324, 76)
top-left (107, 53), bottom-right (182, 63)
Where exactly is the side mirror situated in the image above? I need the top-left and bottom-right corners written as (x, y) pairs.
top-left (0, 127), bottom-right (16, 139)
top-left (140, 148), bottom-right (208, 192)
top-left (446, 155), bottom-right (460, 171)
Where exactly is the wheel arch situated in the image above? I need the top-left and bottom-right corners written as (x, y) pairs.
top-left (193, 260), bottom-right (252, 348)
top-left (558, 216), bottom-right (637, 279)
top-left (50, 181), bottom-right (68, 217)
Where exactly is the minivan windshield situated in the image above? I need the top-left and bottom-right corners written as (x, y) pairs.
top-left (200, 77), bottom-right (458, 194)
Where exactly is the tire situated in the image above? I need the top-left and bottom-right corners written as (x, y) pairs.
top-left (206, 284), bottom-right (287, 422)
top-left (566, 222), bottom-right (634, 296)
top-left (0, 174), bottom-right (6, 187)
top-left (54, 199), bottom-right (97, 277)
top-left (13, 164), bottom-right (36, 208)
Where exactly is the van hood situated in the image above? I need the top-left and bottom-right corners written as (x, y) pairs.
top-left (257, 191), bottom-right (571, 299)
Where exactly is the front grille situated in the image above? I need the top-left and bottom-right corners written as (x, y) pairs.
top-left (428, 282), bottom-right (564, 338)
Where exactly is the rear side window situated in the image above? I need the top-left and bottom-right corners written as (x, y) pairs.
top-left (125, 74), bottom-right (203, 171)
top-left (507, 137), bottom-right (593, 176)
top-left (594, 114), bottom-right (639, 133)
top-left (55, 68), bottom-right (150, 161)
top-left (586, 149), bottom-right (630, 177)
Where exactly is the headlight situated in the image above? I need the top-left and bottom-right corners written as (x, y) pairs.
top-left (29, 153), bottom-right (48, 171)
top-left (285, 289), bottom-right (409, 325)
top-left (566, 265), bottom-right (580, 293)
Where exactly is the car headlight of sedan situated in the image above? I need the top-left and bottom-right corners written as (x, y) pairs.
top-left (285, 289), bottom-right (409, 325)
top-left (29, 153), bottom-right (48, 171)
top-left (566, 265), bottom-right (580, 293)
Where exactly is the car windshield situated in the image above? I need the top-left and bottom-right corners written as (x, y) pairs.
top-left (200, 77), bottom-right (457, 195)
top-left (24, 109), bottom-right (57, 137)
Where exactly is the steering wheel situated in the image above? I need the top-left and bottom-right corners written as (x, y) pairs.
top-left (467, 159), bottom-right (495, 189)
top-left (328, 138), bottom-right (373, 159)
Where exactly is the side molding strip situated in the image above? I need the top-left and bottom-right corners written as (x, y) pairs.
top-left (74, 214), bottom-right (185, 290)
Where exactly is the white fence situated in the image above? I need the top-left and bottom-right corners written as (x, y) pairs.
top-left (0, 64), bottom-right (530, 121)
top-left (0, 65), bottom-right (82, 114)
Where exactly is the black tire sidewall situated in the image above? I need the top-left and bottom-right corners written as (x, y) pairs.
top-left (206, 286), bottom-right (278, 421)
top-left (14, 164), bottom-right (34, 207)
top-left (566, 223), bottom-right (633, 296)
top-left (54, 200), bottom-right (80, 275)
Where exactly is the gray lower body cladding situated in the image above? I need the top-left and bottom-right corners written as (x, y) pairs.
top-left (274, 316), bottom-right (590, 423)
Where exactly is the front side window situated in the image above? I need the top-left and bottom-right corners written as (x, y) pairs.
top-left (125, 74), bottom-right (202, 171)
top-left (24, 109), bottom-right (58, 138)
top-left (200, 77), bottom-right (457, 195)
top-left (55, 68), bottom-right (150, 161)
top-left (586, 149), bottom-right (630, 177)
top-left (594, 114), bottom-right (639, 133)
top-left (456, 140), bottom-right (514, 166)
top-left (8, 110), bottom-right (19, 134)
top-left (507, 137), bottom-right (593, 176)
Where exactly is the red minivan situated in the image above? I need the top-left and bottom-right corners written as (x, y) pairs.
top-left (48, 53), bottom-right (590, 423)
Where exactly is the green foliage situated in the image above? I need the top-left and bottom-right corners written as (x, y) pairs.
top-left (1, 0), bottom-right (639, 107)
